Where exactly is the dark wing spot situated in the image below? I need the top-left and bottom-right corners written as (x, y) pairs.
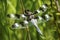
top-left (44, 4), bottom-right (48, 7)
top-left (41, 15), bottom-right (46, 20)
top-left (7, 14), bottom-right (10, 18)
top-left (19, 22), bottom-right (24, 26)
top-left (34, 16), bottom-right (39, 19)
top-left (33, 10), bottom-right (38, 14)
top-left (15, 14), bottom-right (20, 18)
top-left (39, 7), bottom-right (44, 12)
top-left (12, 24), bottom-right (15, 28)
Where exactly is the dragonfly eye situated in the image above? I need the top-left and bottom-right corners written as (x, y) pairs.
top-left (25, 10), bottom-right (32, 16)
top-left (25, 10), bottom-right (30, 14)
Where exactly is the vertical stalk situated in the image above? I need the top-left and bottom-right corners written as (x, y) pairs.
top-left (54, 0), bottom-right (60, 39)
top-left (20, 0), bottom-right (25, 13)
top-left (54, 0), bottom-right (60, 12)
top-left (56, 15), bottom-right (60, 40)
top-left (26, 25), bottom-right (31, 40)
top-left (50, 0), bottom-right (53, 7)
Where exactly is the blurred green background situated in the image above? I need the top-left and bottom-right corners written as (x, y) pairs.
top-left (0, 0), bottom-right (60, 40)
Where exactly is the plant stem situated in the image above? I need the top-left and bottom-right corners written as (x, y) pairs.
top-left (54, 0), bottom-right (60, 12)
top-left (26, 25), bottom-right (31, 40)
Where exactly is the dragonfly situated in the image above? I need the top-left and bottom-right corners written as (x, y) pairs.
top-left (7, 4), bottom-right (52, 35)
